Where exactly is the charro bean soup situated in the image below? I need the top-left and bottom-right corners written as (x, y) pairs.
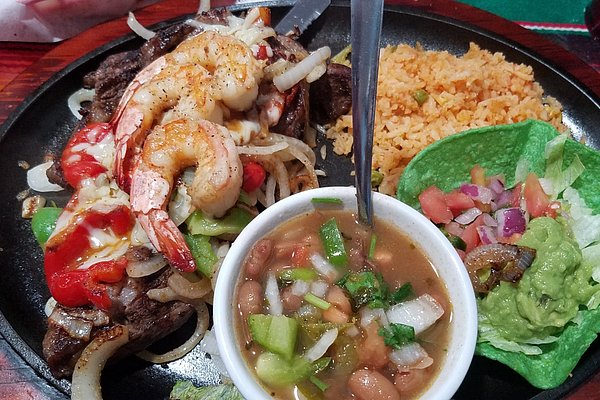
top-left (234, 206), bottom-right (451, 400)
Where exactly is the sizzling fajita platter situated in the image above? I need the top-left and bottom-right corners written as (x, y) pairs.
top-left (1, 1), bottom-right (600, 399)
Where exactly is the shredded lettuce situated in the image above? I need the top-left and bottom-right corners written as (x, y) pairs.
top-left (169, 381), bottom-right (243, 400)
top-left (539, 134), bottom-right (585, 199)
top-left (562, 187), bottom-right (600, 249)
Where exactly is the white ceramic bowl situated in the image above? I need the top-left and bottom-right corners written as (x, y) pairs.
top-left (214, 186), bottom-right (477, 400)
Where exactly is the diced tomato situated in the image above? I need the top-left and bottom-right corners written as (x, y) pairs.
top-left (470, 165), bottom-right (486, 186)
top-left (545, 201), bottom-right (561, 218)
top-left (419, 185), bottom-right (453, 224)
top-left (242, 162), bottom-right (266, 192)
top-left (461, 215), bottom-right (485, 254)
top-left (291, 244), bottom-right (309, 267)
top-left (524, 173), bottom-right (550, 218)
top-left (511, 182), bottom-right (523, 208)
top-left (444, 190), bottom-right (475, 216)
top-left (256, 45), bottom-right (269, 60)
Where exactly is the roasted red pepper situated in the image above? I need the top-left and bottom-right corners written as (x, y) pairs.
top-left (60, 123), bottom-right (113, 188)
top-left (242, 161), bottom-right (266, 192)
top-left (44, 205), bottom-right (134, 310)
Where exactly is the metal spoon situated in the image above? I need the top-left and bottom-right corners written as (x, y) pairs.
top-left (351, 0), bottom-right (384, 227)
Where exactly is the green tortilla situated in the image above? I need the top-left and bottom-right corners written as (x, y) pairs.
top-left (396, 119), bottom-right (600, 389)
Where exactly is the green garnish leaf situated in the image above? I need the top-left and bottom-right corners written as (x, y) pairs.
top-left (309, 375), bottom-right (329, 392)
top-left (390, 283), bottom-right (414, 304)
top-left (311, 197), bottom-right (343, 205)
top-left (337, 271), bottom-right (388, 310)
top-left (311, 356), bottom-right (332, 374)
top-left (183, 234), bottom-right (217, 278)
top-left (169, 381), bottom-right (243, 400)
top-left (378, 323), bottom-right (416, 349)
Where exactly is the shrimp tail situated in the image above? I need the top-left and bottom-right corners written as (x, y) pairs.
top-left (138, 211), bottom-right (196, 273)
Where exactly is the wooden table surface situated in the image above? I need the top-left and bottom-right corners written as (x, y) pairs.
top-left (1, 0), bottom-right (600, 399)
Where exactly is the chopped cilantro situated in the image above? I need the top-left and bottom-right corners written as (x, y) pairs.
top-left (378, 323), bottom-right (416, 349)
top-left (337, 272), bottom-right (414, 310)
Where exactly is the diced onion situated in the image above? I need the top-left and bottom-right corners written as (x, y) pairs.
top-left (265, 273), bottom-right (283, 315)
top-left (27, 161), bottom-right (64, 192)
top-left (309, 253), bottom-right (338, 282)
top-left (454, 207), bottom-right (482, 225)
top-left (71, 325), bottom-right (129, 400)
top-left (126, 253), bottom-right (167, 278)
top-left (168, 272), bottom-right (212, 300)
top-left (273, 46), bottom-right (331, 92)
top-left (127, 12), bottom-right (156, 40)
top-left (21, 195), bottom-right (46, 218)
top-left (237, 142), bottom-right (288, 155)
top-left (386, 294), bottom-right (444, 335)
top-left (304, 328), bottom-right (338, 362)
top-left (389, 342), bottom-right (433, 371)
top-left (68, 88), bottom-right (95, 120)
top-left (137, 301), bottom-right (209, 364)
top-left (310, 280), bottom-right (329, 298)
top-left (44, 297), bottom-right (57, 317)
top-left (495, 207), bottom-right (526, 238)
top-left (168, 184), bottom-right (194, 226)
top-left (291, 280), bottom-right (310, 297)
top-left (359, 307), bottom-right (389, 328)
top-left (460, 183), bottom-right (494, 204)
top-left (477, 225), bottom-right (498, 245)
top-left (48, 308), bottom-right (93, 341)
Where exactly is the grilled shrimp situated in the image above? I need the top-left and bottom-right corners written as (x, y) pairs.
top-left (130, 119), bottom-right (243, 272)
top-left (113, 30), bottom-right (264, 191)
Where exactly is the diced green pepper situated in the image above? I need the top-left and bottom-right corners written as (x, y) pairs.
top-left (255, 353), bottom-right (313, 387)
top-left (319, 218), bottom-right (348, 267)
top-left (412, 89), bottom-right (429, 106)
top-left (371, 170), bottom-right (384, 187)
top-left (31, 207), bottom-right (62, 247)
top-left (185, 207), bottom-right (253, 236)
top-left (183, 234), bottom-right (218, 278)
top-left (279, 268), bottom-right (318, 283)
top-left (368, 234), bottom-right (377, 259)
top-left (304, 293), bottom-right (331, 310)
top-left (248, 314), bottom-right (299, 360)
top-left (309, 376), bottom-right (329, 392)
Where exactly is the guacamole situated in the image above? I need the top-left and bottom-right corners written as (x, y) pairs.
top-left (479, 217), bottom-right (598, 343)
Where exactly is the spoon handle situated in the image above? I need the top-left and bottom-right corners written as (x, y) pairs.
top-left (351, 0), bottom-right (384, 227)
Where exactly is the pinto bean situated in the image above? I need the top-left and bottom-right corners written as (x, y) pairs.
top-left (244, 239), bottom-right (274, 279)
top-left (394, 370), bottom-right (427, 394)
top-left (357, 321), bottom-right (389, 369)
top-left (348, 369), bottom-right (400, 400)
top-left (237, 280), bottom-right (264, 318)
top-left (326, 285), bottom-right (352, 314)
top-left (322, 286), bottom-right (351, 323)
top-left (281, 286), bottom-right (302, 313)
